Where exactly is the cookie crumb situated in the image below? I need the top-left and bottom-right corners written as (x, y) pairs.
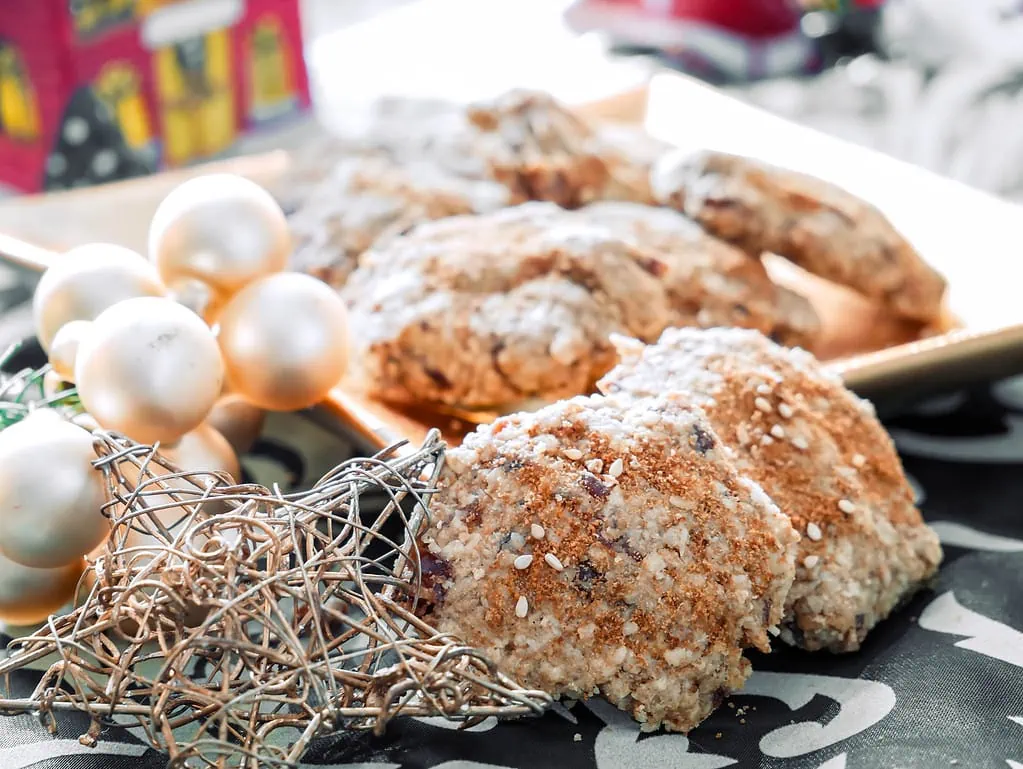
top-left (736, 423), bottom-right (750, 446)
top-left (663, 648), bottom-right (686, 666)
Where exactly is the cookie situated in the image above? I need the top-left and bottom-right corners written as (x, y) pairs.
top-left (577, 202), bottom-right (820, 348)
top-left (288, 155), bottom-right (510, 288)
top-left (342, 203), bottom-right (672, 410)
top-left (598, 327), bottom-right (943, 652)
top-left (277, 98), bottom-right (493, 211)
top-left (651, 149), bottom-right (947, 322)
top-left (282, 90), bottom-right (663, 217)
top-left (339, 96), bottom-right (497, 182)
top-left (343, 203), bottom-right (820, 410)
top-left (421, 394), bottom-right (798, 731)
top-left (467, 89), bottom-right (666, 207)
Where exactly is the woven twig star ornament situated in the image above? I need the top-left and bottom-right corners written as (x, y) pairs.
top-left (0, 429), bottom-right (550, 768)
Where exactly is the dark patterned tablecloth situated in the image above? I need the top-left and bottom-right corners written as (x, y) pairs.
top-left (0, 318), bottom-right (1021, 767)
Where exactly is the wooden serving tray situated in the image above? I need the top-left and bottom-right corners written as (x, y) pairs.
top-left (3, 79), bottom-right (1023, 455)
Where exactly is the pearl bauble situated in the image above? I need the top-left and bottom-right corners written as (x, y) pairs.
top-left (43, 370), bottom-right (68, 399)
top-left (0, 552), bottom-right (85, 626)
top-left (0, 412), bottom-right (108, 568)
top-left (167, 277), bottom-right (225, 324)
top-left (33, 243), bottom-right (164, 351)
top-left (164, 423), bottom-right (241, 483)
top-left (217, 273), bottom-right (349, 411)
top-left (75, 296), bottom-right (224, 445)
top-left (48, 319), bottom-right (92, 382)
top-left (207, 394), bottom-right (265, 455)
top-left (149, 174), bottom-right (290, 298)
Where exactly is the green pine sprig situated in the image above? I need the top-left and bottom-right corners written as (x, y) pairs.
top-left (0, 342), bottom-right (83, 432)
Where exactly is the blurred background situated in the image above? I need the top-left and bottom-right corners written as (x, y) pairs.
top-left (3, 0), bottom-right (1023, 199)
top-left (6, 0), bottom-right (1023, 338)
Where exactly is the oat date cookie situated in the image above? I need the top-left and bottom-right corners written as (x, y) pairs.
top-left (282, 90), bottom-right (665, 221)
top-left (342, 203), bottom-right (670, 410)
top-left (599, 327), bottom-right (943, 652)
top-left (276, 97), bottom-right (495, 212)
top-left (420, 394), bottom-right (798, 731)
top-left (651, 149), bottom-right (947, 322)
top-left (577, 202), bottom-right (820, 348)
top-left (468, 89), bottom-right (666, 207)
top-left (343, 203), bottom-right (820, 410)
top-left (288, 155), bottom-right (510, 288)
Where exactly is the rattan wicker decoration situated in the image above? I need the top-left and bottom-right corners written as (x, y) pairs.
top-left (0, 428), bottom-right (551, 768)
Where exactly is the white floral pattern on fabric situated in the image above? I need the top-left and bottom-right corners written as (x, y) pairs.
top-left (740, 673), bottom-right (896, 759)
top-left (931, 522), bottom-right (1023, 552)
top-left (0, 740), bottom-right (148, 769)
top-left (586, 700), bottom-right (735, 769)
top-left (890, 417), bottom-right (1023, 463)
top-left (919, 592), bottom-right (1023, 668)
top-left (816, 755), bottom-right (847, 769)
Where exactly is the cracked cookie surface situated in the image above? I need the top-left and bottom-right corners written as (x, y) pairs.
top-left (599, 327), bottom-right (943, 652)
top-left (652, 149), bottom-right (947, 322)
top-left (289, 155), bottom-right (510, 288)
top-left (285, 92), bottom-right (669, 290)
top-left (577, 202), bottom-right (819, 348)
top-left (468, 89), bottom-right (665, 207)
top-left (343, 203), bottom-right (821, 409)
top-left (421, 394), bottom-right (797, 731)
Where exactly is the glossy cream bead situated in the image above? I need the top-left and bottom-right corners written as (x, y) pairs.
top-left (47, 319), bottom-right (92, 382)
top-left (206, 394), bottom-right (266, 455)
top-left (75, 296), bottom-right (224, 445)
top-left (0, 413), bottom-right (108, 568)
top-left (164, 422), bottom-right (241, 483)
top-left (149, 174), bottom-right (290, 298)
top-left (33, 243), bottom-right (164, 351)
top-left (0, 552), bottom-right (85, 626)
top-left (43, 370), bottom-right (68, 399)
top-left (217, 273), bottom-right (348, 412)
top-left (166, 277), bottom-right (222, 322)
